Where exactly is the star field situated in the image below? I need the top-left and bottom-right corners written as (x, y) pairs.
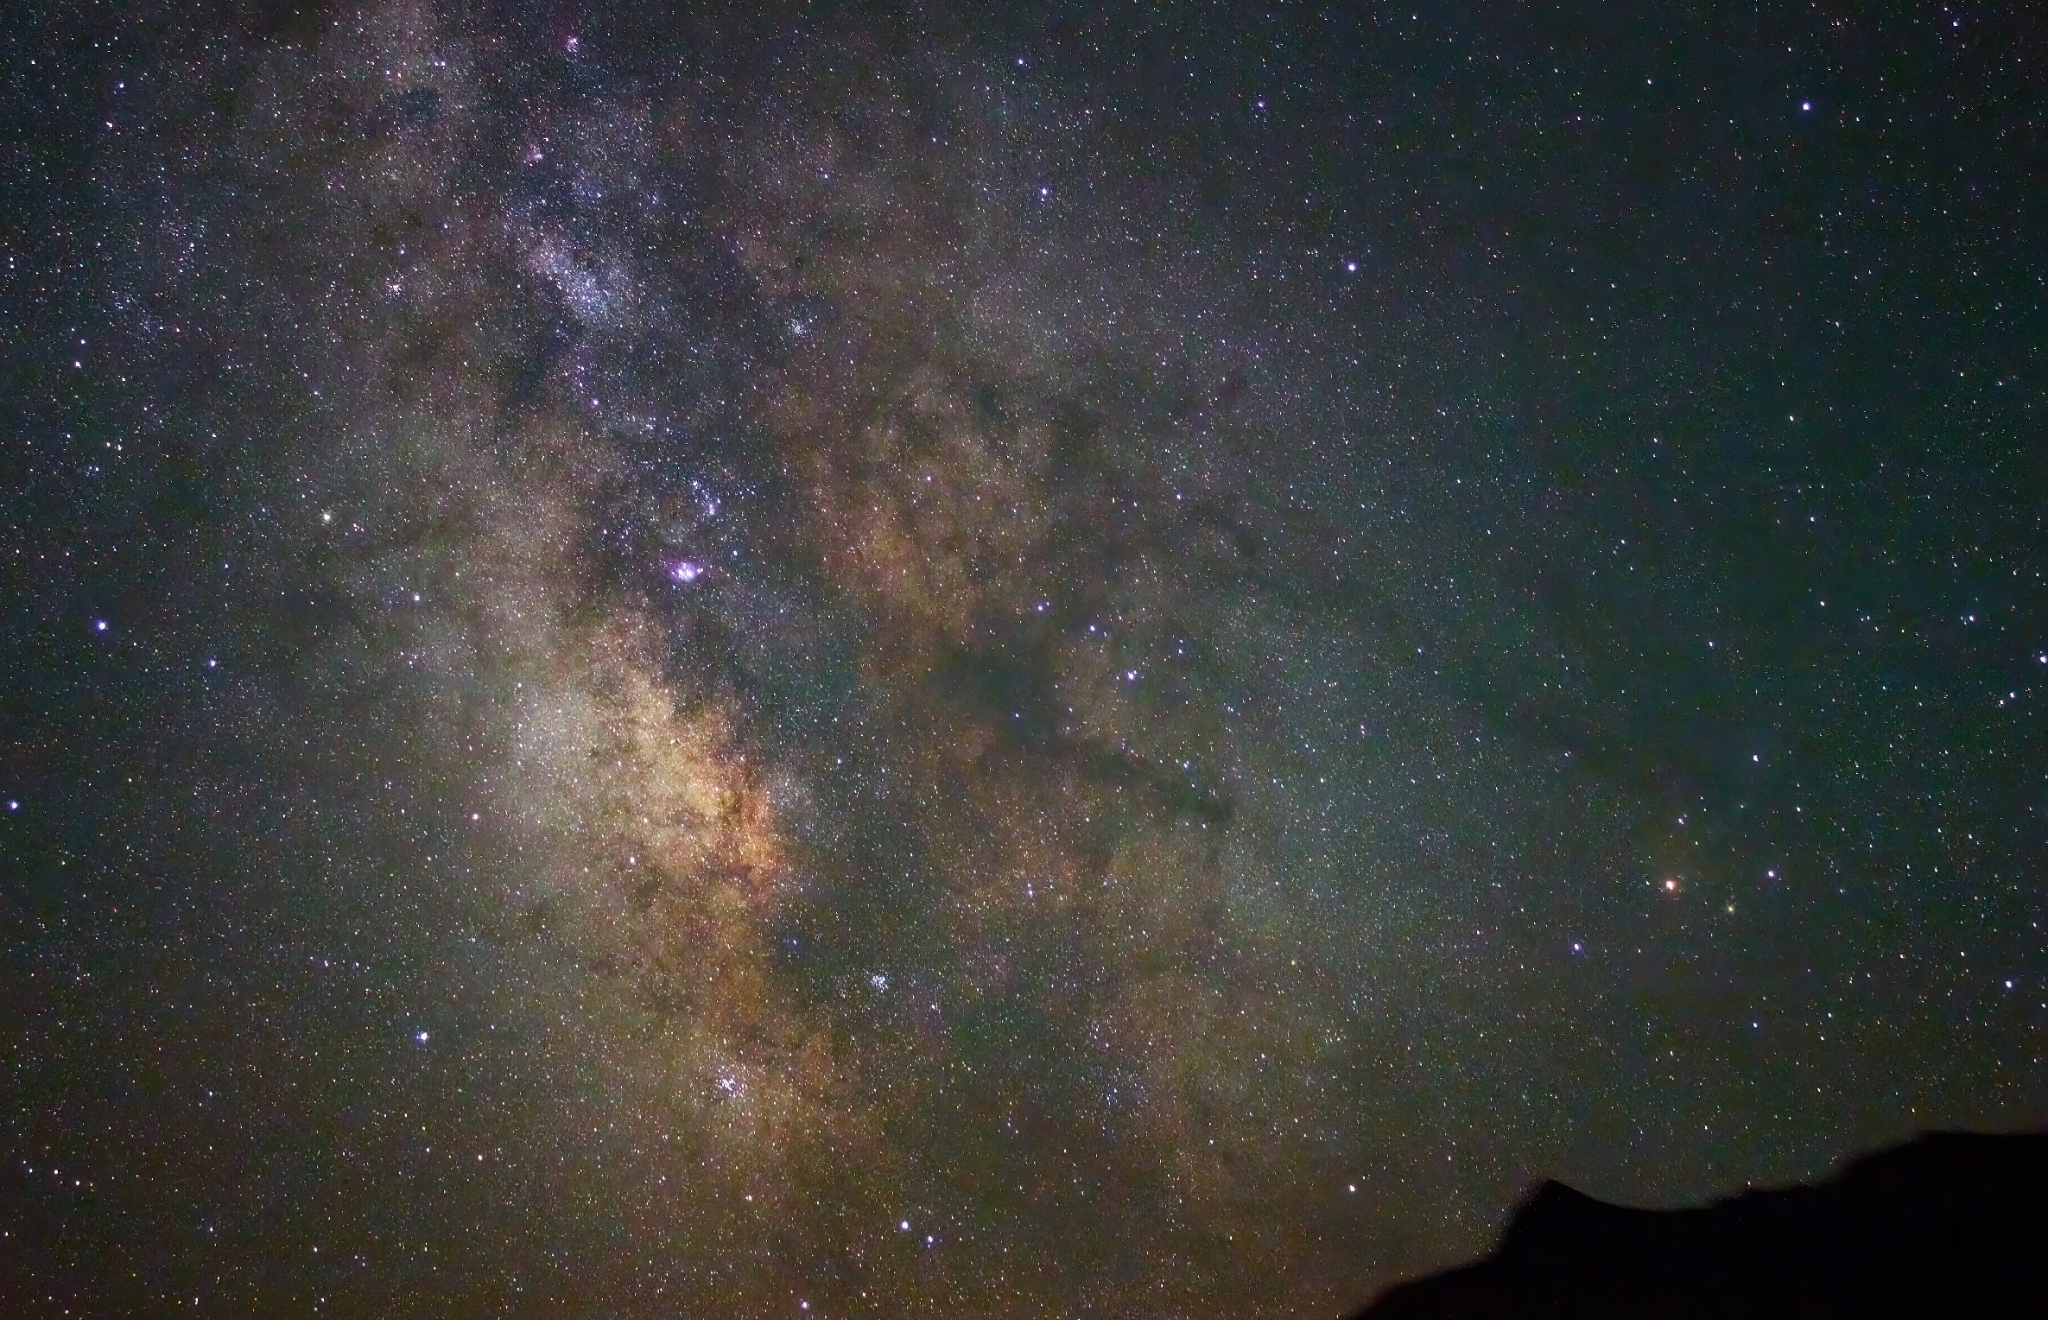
top-left (3, 3), bottom-right (2045, 1317)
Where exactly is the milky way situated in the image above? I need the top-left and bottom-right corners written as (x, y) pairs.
top-left (8, 3), bottom-right (2046, 1317)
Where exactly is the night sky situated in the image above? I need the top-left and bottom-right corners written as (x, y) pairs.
top-left (4, 2), bottom-right (2045, 1316)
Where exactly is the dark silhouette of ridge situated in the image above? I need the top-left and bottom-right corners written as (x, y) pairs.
top-left (1352, 1129), bottom-right (2048, 1318)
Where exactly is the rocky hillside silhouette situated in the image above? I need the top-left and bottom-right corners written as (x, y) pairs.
top-left (1353, 1129), bottom-right (2048, 1318)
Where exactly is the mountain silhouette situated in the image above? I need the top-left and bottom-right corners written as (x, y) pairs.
top-left (1352, 1129), bottom-right (2048, 1318)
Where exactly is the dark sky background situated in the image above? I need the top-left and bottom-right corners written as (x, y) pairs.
top-left (4, 2), bottom-right (2045, 1316)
